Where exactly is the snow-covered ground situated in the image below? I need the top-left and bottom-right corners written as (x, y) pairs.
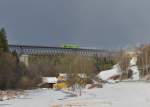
top-left (0, 89), bottom-right (68, 107)
top-left (1, 82), bottom-right (150, 107)
top-left (55, 82), bottom-right (150, 107)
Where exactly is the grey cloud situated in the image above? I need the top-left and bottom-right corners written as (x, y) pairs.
top-left (0, 0), bottom-right (150, 48)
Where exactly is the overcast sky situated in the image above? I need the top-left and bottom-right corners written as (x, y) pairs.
top-left (0, 0), bottom-right (150, 49)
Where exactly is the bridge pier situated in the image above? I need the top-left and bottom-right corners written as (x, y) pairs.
top-left (19, 55), bottom-right (29, 66)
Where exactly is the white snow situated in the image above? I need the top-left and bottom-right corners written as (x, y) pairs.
top-left (98, 56), bottom-right (140, 82)
top-left (130, 66), bottom-right (140, 80)
top-left (1, 82), bottom-right (150, 107)
top-left (130, 56), bottom-right (137, 66)
top-left (42, 77), bottom-right (58, 83)
top-left (0, 89), bottom-right (67, 107)
top-left (97, 64), bottom-right (122, 81)
top-left (129, 57), bottom-right (140, 80)
top-left (55, 82), bottom-right (150, 107)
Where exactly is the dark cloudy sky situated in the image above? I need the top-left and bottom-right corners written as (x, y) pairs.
top-left (0, 0), bottom-right (150, 49)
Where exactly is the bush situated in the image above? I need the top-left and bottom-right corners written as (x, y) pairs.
top-left (17, 76), bottom-right (32, 89)
top-left (0, 52), bottom-right (38, 90)
top-left (0, 53), bottom-right (17, 89)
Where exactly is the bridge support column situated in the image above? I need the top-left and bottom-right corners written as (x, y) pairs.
top-left (19, 55), bottom-right (29, 66)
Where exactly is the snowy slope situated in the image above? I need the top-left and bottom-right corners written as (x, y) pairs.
top-left (97, 64), bottom-right (122, 81)
top-left (1, 82), bottom-right (150, 107)
top-left (55, 82), bottom-right (150, 107)
top-left (0, 89), bottom-right (67, 107)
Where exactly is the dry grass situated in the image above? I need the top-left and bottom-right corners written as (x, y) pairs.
top-left (51, 100), bottom-right (112, 107)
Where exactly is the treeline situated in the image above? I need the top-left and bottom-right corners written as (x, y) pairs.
top-left (137, 44), bottom-right (150, 77)
top-left (116, 44), bottom-right (150, 78)
top-left (0, 28), bottom-right (34, 89)
top-left (0, 28), bottom-right (116, 90)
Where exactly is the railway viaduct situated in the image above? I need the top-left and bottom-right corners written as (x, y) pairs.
top-left (9, 44), bottom-right (116, 66)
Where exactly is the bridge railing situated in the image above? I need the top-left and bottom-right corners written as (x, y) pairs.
top-left (8, 44), bottom-right (116, 57)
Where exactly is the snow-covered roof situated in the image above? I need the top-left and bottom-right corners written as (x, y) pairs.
top-left (42, 77), bottom-right (58, 83)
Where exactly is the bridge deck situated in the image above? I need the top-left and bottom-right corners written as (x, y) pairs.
top-left (9, 44), bottom-right (116, 57)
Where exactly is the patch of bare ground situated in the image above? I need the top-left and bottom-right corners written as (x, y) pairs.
top-left (51, 99), bottom-right (112, 107)
top-left (0, 90), bottom-right (24, 101)
top-left (143, 74), bottom-right (150, 80)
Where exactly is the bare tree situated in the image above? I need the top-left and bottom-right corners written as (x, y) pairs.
top-left (56, 54), bottom-right (95, 95)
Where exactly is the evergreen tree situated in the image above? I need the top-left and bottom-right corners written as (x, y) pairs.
top-left (0, 28), bottom-right (9, 52)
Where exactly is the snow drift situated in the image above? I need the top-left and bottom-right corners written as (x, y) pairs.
top-left (97, 64), bottom-right (122, 81)
top-left (97, 56), bottom-right (140, 82)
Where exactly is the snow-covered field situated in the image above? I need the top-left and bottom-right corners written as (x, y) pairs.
top-left (54, 82), bottom-right (150, 107)
top-left (0, 89), bottom-right (68, 107)
top-left (1, 82), bottom-right (150, 107)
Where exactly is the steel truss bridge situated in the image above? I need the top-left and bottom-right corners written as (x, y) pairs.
top-left (9, 44), bottom-right (115, 57)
